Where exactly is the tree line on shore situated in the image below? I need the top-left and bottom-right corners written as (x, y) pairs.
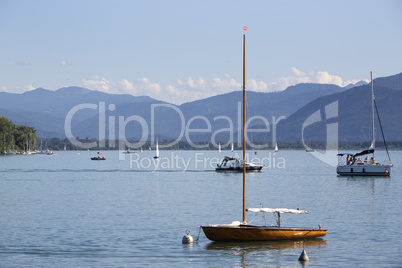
top-left (2, 115), bottom-right (402, 153)
top-left (0, 116), bottom-right (37, 153)
top-left (33, 138), bottom-right (402, 151)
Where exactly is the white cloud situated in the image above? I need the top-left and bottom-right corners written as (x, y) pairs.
top-left (136, 77), bottom-right (162, 95)
top-left (247, 79), bottom-right (268, 92)
top-left (71, 68), bottom-right (366, 104)
top-left (0, 85), bottom-right (36, 93)
top-left (315, 71), bottom-right (343, 85)
top-left (118, 79), bottom-right (134, 90)
top-left (291, 67), bottom-right (307, 76)
top-left (165, 85), bottom-right (181, 96)
top-left (1, 68), bottom-right (364, 105)
top-left (77, 68), bottom-right (357, 105)
top-left (267, 67), bottom-right (364, 92)
top-left (81, 76), bottom-right (112, 92)
top-left (26, 84), bottom-right (36, 91)
top-left (210, 74), bottom-right (241, 92)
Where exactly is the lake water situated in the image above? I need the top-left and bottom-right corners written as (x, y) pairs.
top-left (0, 150), bottom-right (401, 267)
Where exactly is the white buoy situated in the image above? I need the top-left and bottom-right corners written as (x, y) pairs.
top-left (298, 249), bottom-right (309, 261)
top-left (182, 230), bottom-right (194, 244)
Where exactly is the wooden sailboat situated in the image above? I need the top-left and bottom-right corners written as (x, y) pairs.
top-left (153, 140), bottom-right (159, 159)
top-left (202, 30), bottom-right (327, 242)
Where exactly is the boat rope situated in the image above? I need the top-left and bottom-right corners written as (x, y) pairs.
top-left (247, 212), bottom-right (259, 225)
top-left (195, 226), bottom-right (202, 243)
top-left (373, 99), bottom-right (392, 164)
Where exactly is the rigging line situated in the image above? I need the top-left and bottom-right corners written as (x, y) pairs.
top-left (360, 129), bottom-right (370, 145)
top-left (373, 99), bottom-right (392, 163)
top-left (247, 212), bottom-right (259, 225)
top-left (195, 226), bottom-right (202, 243)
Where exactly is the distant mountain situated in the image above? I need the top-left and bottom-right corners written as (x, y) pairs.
top-left (0, 87), bottom-right (156, 138)
top-left (1, 73), bottom-right (401, 145)
top-left (69, 83), bottom-right (347, 142)
top-left (180, 83), bottom-right (346, 120)
top-left (276, 73), bottom-right (402, 142)
top-left (372, 72), bottom-right (402, 90)
top-left (344, 80), bottom-right (367, 89)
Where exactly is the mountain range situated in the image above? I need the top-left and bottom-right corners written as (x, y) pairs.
top-left (1, 72), bottom-right (402, 147)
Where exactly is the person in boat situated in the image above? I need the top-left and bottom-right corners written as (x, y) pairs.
top-left (356, 158), bottom-right (362, 163)
top-left (347, 155), bottom-right (355, 165)
top-left (370, 157), bottom-right (375, 164)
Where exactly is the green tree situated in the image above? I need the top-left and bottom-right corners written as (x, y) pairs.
top-left (0, 116), bottom-right (37, 153)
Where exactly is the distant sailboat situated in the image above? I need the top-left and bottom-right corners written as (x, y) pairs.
top-left (153, 140), bottom-right (159, 159)
top-left (231, 143), bottom-right (234, 152)
top-left (336, 72), bottom-right (393, 176)
top-left (218, 143), bottom-right (221, 152)
top-left (274, 142), bottom-right (278, 152)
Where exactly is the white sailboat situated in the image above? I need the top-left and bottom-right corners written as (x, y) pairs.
top-left (274, 142), bottom-right (278, 152)
top-left (203, 30), bottom-right (327, 241)
top-left (336, 72), bottom-right (393, 176)
top-left (153, 140), bottom-right (159, 159)
top-left (218, 143), bottom-right (221, 152)
top-left (231, 143), bottom-right (234, 152)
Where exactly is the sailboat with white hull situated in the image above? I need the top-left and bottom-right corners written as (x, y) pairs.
top-left (202, 30), bottom-right (327, 242)
top-left (153, 140), bottom-right (159, 159)
top-left (336, 72), bottom-right (393, 176)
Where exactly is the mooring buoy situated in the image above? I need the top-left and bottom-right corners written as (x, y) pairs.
top-left (298, 249), bottom-right (309, 261)
top-left (182, 230), bottom-right (194, 244)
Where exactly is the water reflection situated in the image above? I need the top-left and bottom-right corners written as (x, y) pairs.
top-left (205, 239), bottom-right (327, 267)
top-left (205, 238), bottom-right (327, 251)
top-left (338, 175), bottom-right (391, 197)
top-left (340, 176), bottom-right (390, 181)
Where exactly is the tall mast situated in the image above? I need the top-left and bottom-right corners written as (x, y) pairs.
top-left (371, 71), bottom-right (375, 155)
top-left (242, 33), bottom-right (246, 223)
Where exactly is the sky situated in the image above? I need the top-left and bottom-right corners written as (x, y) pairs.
top-left (0, 0), bottom-right (401, 105)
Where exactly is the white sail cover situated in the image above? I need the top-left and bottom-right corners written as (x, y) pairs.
top-left (246, 208), bottom-right (309, 214)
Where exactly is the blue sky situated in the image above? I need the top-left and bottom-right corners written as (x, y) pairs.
top-left (1, 0), bottom-right (401, 104)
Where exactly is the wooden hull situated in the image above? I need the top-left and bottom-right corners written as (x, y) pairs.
top-left (202, 225), bottom-right (327, 242)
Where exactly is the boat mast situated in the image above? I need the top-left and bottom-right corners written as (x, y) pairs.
top-left (242, 33), bottom-right (246, 223)
top-left (371, 71), bottom-right (375, 157)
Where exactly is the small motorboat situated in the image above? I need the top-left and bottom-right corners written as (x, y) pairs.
top-left (215, 156), bottom-right (263, 172)
top-left (91, 152), bottom-right (105, 160)
top-left (91, 156), bottom-right (106, 160)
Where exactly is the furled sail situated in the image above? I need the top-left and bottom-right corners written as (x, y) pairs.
top-left (246, 208), bottom-right (309, 214)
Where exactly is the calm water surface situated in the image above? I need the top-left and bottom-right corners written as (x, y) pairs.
top-left (0, 150), bottom-right (401, 267)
